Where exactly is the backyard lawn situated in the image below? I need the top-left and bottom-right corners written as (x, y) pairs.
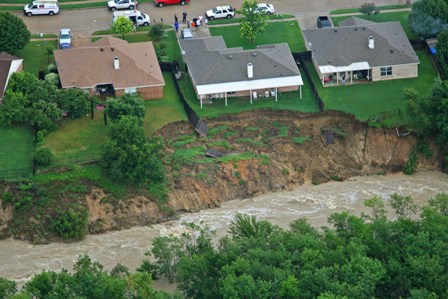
top-left (209, 20), bottom-right (306, 52)
top-left (178, 71), bottom-right (319, 119)
top-left (306, 50), bottom-right (438, 126)
top-left (331, 11), bottom-right (417, 40)
top-left (15, 40), bottom-right (57, 76)
top-left (0, 125), bottom-right (34, 178)
top-left (44, 72), bottom-right (185, 162)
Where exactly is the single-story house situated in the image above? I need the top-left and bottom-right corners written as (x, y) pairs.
top-left (179, 36), bottom-right (303, 108)
top-left (0, 52), bottom-right (23, 102)
top-left (303, 17), bottom-right (419, 86)
top-left (54, 36), bottom-right (164, 99)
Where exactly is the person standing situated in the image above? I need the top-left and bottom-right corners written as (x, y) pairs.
top-left (187, 20), bottom-right (190, 29)
top-left (174, 13), bottom-right (178, 23)
top-left (174, 21), bottom-right (179, 32)
top-left (182, 12), bottom-right (187, 23)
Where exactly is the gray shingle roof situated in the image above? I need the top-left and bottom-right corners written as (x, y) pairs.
top-left (303, 17), bottom-right (419, 68)
top-left (179, 36), bottom-right (300, 86)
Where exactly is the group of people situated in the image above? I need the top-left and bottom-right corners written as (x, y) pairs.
top-left (173, 12), bottom-right (207, 32)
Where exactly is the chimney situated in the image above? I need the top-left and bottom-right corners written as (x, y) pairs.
top-left (114, 56), bottom-right (119, 70)
top-left (247, 63), bottom-right (253, 79)
top-left (368, 36), bottom-right (374, 49)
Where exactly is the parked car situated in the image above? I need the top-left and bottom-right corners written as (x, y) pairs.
top-left (108, 0), bottom-right (135, 11)
top-left (256, 3), bottom-right (274, 14)
top-left (112, 10), bottom-right (150, 26)
top-left (59, 28), bottom-right (71, 49)
top-left (154, 0), bottom-right (189, 7)
top-left (205, 5), bottom-right (234, 20)
top-left (317, 16), bottom-right (332, 28)
top-left (24, 0), bottom-right (59, 16)
top-left (181, 28), bottom-right (193, 39)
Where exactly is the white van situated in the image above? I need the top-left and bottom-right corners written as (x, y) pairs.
top-left (112, 10), bottom-right (150, 27)
top-left (24, 0), bottom-right (59, 16)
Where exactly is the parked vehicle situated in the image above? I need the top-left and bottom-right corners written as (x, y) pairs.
top-left (112, 10), bottom-right (150, 26)
top-left (181, 28), bottom-right (193, 39)
top-left (24, 0), bottom-right (59, 16)
top-left (205, 5), bottom-right (234, 20)
top-left (317, 16), bottom-right (332, 28)
top-left (108, 0), bottom-right (136, 10)
top-left (154, 0), bottom-right (189, 7)
top-left (59, 28), bottom-right (71, 49)
top-left (256, 3), bottom-right (274, 14)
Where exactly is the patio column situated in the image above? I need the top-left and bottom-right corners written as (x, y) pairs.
top-left (200, 95), bottom-right (203, 109)
top-left (275, 87), bottom-right (278, 102)
top-left (368, 69), bottom-right (370, 80)
top-left (322, 74), bottom-right (324, 86)
top-left (225, 92), bottom-right (227, 106)
top-left (250, 90), bottom-right (252, 104)
top-left (351, 71), bottom-right (353, 84)
top-left (299, 85), bottom-right (302, 99)
top-left (336, 74), bottom-right (338, 86)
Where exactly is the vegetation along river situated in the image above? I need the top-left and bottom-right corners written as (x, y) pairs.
top-left (1, 171), bottom-right (447, 286)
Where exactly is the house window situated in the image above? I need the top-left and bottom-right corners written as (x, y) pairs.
top-left (380, 67), bottom-right (392, 77)
top-left (125, 87), bottom-right (137, 94)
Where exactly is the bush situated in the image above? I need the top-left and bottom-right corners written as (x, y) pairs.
top-left (46, 63), bottom-right (57, 74)
top-left (360, 2), bottom-right (377, 15)
top-left (149, 24), bottom-right (164, 41)
top-left (404, 149), bottom-right (418, 175)
top-left (34, 147), bottom-right (54, 167)
top-left (44, 72), bottom-right (60, 86)
top-left (50, 206), bottom-right (88, 241)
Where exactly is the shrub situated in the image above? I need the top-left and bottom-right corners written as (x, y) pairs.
top-left (149, 24), bottom-right (164, 41)
top-left (360, 2), bottom-right (377, 15)
top-left (44, 72), bottom-right (60, 86)
top-left (34, 147), bottom-right (54, 167)
top-left (46, 63), bottom-right (57, 74)
top-left (50, 206), bottom-right (88, 240)
top-left (404, 149), bottom-right (418, 175)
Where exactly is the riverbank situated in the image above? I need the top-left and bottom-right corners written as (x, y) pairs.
top-left (0, 111), bottom-right (443, 243)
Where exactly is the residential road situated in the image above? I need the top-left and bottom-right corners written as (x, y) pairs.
top-left (15, 0), bottom-right (407, 35)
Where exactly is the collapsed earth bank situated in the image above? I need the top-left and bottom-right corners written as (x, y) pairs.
top-left (0, 111), bottom-right (442, 242)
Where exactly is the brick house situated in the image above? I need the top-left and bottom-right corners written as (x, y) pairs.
top-left (303, 17), bottom-right (419, 87)
top-left (54, 36), bottom-right (164, 99)
top-left (179, 36), bottom-right (303, 108)
top-left (0, 52), bottom-right (23, 102)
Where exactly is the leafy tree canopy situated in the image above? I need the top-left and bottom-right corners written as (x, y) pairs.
top-left (239, 0), bottom-right (268, 43)
top-left (0, 12), bottom-right (30, 54)
top-left (112, 16), bottom-right (134, 39)
top-left (436, 30), bottom-right (448, 79)
top-left (106, 94), bottom-right (146, 122)
top-left (409, 0), bottom-right (448, 38)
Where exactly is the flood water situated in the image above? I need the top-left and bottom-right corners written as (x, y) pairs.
top-left (1, 171), bottom-right (447, 289)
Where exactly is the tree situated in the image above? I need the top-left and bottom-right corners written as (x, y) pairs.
top-left (239, 0), bottom-right (268, 43)
top-left (58, 88), bottom-right (89, 118)
top-left (436, 30), bottom-right (448, 79)
top-left (149, 24), bottom-right (165, 41)
top-left (101, 116), bottom-right (166, 183)
top-left (0, 12), bottom-right (30, 54)
top-left (409, 0), bottom-right (448, 38)
top-left (106, 94), bottom-right (146, 122)
top-left (112, 16), bottom-right (133, 39)
top-left (0, 277), bottom-right (17, 298)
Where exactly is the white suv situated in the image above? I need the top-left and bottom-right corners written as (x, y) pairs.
top-left (205, 5), bottom-right (234, 20)
top-left (108, 0), bottom-right (136, 10)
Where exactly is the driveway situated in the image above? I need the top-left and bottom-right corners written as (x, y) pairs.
top-left (16, 0), bottom-right (405, 34)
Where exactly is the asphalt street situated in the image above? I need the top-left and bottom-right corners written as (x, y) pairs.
top-left (16, 0), bottom-right (404, 35)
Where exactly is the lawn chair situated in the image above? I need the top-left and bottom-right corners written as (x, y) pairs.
top-left (252, 91), bottom-right (258, 100)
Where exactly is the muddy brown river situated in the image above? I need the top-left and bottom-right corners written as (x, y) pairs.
top-left (1, 171), bottom-right (448, 290)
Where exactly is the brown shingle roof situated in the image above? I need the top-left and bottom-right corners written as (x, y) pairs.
top-left (54, 36), bottom-right (164, 89)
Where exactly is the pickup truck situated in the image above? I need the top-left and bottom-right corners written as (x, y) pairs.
top-left (317, 16), bottom-right (332, 28)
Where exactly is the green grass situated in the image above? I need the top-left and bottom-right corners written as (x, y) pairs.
top-left (44, 111), bottom-right (109, 162)
top-left (306, 50), bottom-right (438, 126)
top-left (15, 40), bottom-right (57, 76)
top-left (0, 125), bottom-right (34, 178)
top-left (60, 2), bottom-right (105, 9)
top-left (143, 72), bottom-right (187, 134)
top-left (330, 5), bottom-right (411, 15)
top-left (178, 70), bottom-right (319, 119)
top-left (208, 14), bottom-right (295, 25)
top-left (332, 11), bottom-right (417, 40)
top-left (209, 20), bottom-right (306, 52)
top-left (31, 34), bottom-right (57, 38)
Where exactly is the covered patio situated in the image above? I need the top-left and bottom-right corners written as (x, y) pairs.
top-left (320, 62), bottom-right (371, 87)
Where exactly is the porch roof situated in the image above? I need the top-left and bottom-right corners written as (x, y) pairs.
top-left (318, 61), bottom-right (370, 74)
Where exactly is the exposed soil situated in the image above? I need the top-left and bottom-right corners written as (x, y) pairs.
top-left (0, 111), bottom-right (442, 242)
